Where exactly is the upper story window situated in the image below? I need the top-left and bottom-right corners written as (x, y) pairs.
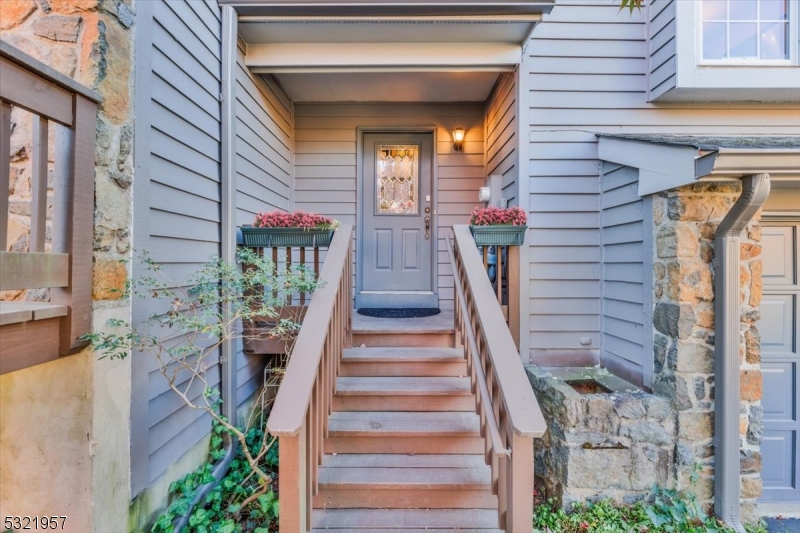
top-left (701, 0), bottom-right (791, 61)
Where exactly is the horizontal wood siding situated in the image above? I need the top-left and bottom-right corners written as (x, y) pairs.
top-left (294, 103), bottom-right (485, 309)
top-left (648, 0), bottom-right (677, 100)
top-left (525, 0), bottom-right (800, 360)
top-left (133, 0), bottom-right (222, 494)
top-left (601, 163), bottom-right (645, 382)
top-left (234, 44), bottom-right (293, 411)
top-left (485, 73), bottom-right (518, 206)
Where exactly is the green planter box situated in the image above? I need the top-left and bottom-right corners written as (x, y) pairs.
top-left (469, 225), bottom-right (526, 246)
top-left (240, 226), bottom-right (334, 247)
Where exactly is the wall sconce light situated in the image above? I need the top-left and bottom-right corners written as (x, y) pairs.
top-left (452, 128), bottom-right (466, 152)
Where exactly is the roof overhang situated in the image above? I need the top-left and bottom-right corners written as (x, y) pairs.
top-left (226, 2), bottom-right (551, 73)
top-left (220, 1), bottom-right (554, 17)
top-left (597, 135), bottom-right (800, 196)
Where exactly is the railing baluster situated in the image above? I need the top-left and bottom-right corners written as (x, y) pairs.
top-left (299, 247), bottom-right (306, 305)
top-left (30, 115), bottom-right (48, 252)
top-left (0, 102), bottom-right (11, 251)
top-left (496, 245), bottom-right (503, 304)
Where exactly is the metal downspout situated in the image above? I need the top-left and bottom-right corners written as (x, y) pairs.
top-left (713, 173), bottom-right (770, 532)
top-left (173, 6), bottom-right (238, 531)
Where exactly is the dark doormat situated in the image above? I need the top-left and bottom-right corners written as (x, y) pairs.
top-left (357, 308), bottom-right (441, 318)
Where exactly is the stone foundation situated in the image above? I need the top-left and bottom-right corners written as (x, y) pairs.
top-left (526, 366), bottom-right (676, 507)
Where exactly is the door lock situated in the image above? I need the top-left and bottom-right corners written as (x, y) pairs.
top-left (424, 216), bottom-right (431, 240)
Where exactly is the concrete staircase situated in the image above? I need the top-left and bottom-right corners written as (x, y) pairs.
top-left (310, 327), bottom-right (503, 532)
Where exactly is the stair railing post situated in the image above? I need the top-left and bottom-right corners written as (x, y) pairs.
top-left (507, 433), bottom-right (534, 531)
top-left (279, 426), bottom-right (308, 532)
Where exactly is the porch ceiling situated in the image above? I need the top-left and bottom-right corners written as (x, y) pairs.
top-left (270, 71), bottom-right (501, 102)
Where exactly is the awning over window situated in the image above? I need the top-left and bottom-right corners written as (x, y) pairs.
top-left (598, 134), bottom-right (800, 196)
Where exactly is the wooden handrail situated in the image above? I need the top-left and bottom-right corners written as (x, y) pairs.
top-left (267, 223), bottom-right (353, 436)
top-left (1, 41), bottom-right (99, 372)
top-left (446, 234), bottom-right (508, 460)
top-left (450, 224), bottom-right (546, 532)
top-left (266, 224), bottom-right (353, 532)
top-left (452, 225), bottom-right (546, 438)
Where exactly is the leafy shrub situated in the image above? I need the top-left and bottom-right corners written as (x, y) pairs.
top-left (533, 488), bottom-right (768, 533)
top-left (150, 420), bottom-right (279, 533)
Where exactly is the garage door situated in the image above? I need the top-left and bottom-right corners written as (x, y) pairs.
top-left (760, 221), bottom-right (800, 503)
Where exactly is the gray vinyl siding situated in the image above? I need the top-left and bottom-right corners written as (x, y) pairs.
top-left (600, 163), bottom-right (647, 386)
top-left (234, 44), bottom-right (293, 410)
top-left (647, 0), bottom-right (676, 101)
top-left (293, 103), bottom-right (485, 309)
top-left (485, 72), bottom-right (518, 206)
top-left (132, 0), bottom-right (222, 494)
top-left (524, 0), bottom-right (800, 361)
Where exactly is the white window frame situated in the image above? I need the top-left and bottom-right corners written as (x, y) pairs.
top-left (697, 0), bottom-right (798, 66)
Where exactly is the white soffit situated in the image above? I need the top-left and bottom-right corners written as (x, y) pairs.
top-left (239, 18), bottom-right (538, 72)
top-left (598, 135), bottom-right (800, 197)
top-left (272, 71), bottom-right (501, 102)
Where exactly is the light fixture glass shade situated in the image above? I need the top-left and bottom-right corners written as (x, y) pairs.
top-left (453, 128), bottom-right (466, 151)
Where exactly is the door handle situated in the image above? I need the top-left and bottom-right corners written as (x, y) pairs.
top-left (424, 216), bottom-right (431, 240)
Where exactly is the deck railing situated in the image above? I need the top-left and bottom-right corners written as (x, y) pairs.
top-left (266, 224), bottom-right (353, 532)
top-left (447, 224), bottom-right (547, 532)
top-left (0, 41), bottom-right (100, 374)
top-left (477, 243), bottom-right (521, 349)
top-left (241, 240), bottom-right (329, 355)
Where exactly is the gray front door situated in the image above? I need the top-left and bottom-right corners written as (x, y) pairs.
top-left (357, 132), bottom-right (436, 308)
top-left (760, 221), bottom-right (800, 504)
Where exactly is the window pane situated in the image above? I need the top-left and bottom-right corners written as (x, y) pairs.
top-left (703, 22), bottom-right (728, 58)
top-left (730, 22), bottom-right (758, 57)
top-left (760, 0), bottom-right (788, 20)
top-left (377, 145), bottom-right (418, 215)
top-left (730, 0), bottom-right (757, 20)
top-left (703, 0), bottom-right (727, 20)
top-left (760, 21), bottom-right (789, 58)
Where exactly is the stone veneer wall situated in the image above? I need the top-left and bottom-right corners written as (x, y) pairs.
top-left (0, 1), bottom-right (134, 531)
top-left (651, 182), bottom-right (763, 522)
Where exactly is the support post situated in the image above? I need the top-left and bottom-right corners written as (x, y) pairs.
top-left (506, 433), bottom-right (534, 532)
top-left (279, 430), bottom-right (308, 533)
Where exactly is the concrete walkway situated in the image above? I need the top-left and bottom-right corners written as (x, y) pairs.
top-left (766, 518), bottom-right (800, 533)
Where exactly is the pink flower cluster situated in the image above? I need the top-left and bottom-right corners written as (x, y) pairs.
top-left (254, 210), bottom-right (334, 229)
top-left (469, 206), bottom-right (527, 226)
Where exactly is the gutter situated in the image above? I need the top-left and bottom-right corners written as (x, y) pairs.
top-left (173, 6), bottom-right (239, 531)
top-left (713, 173), bottom-right (771, 532)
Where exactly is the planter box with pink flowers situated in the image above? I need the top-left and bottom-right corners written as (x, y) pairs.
top-left (240, 211), bottom-right (338, 247)
top-left (469, 206), bottom-right (527, 246)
